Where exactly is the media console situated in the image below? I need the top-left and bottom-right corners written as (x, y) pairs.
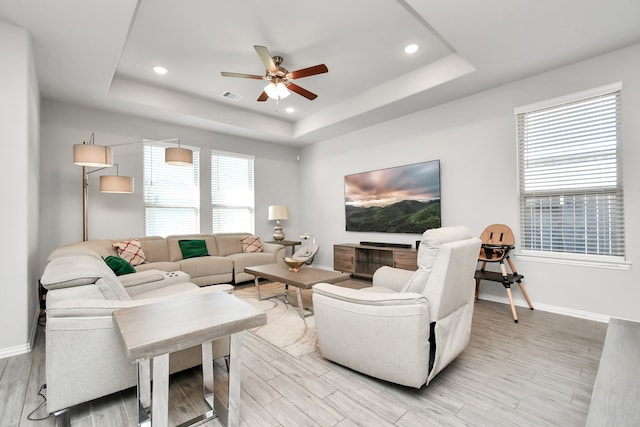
top-left (334, 243), bottom-right (418, 279)
top-left (359, 241), bottom-right (412, 249)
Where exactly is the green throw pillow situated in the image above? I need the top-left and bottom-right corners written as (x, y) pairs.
top-left (179, 239), bottom-right (209, 259)
top-left (104, 255), bottom-right (136, 276)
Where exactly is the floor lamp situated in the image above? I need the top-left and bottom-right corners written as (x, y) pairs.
top-left (73, 134), bottom-right (134, 241)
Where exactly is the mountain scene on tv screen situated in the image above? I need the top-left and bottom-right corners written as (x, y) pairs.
top-left (346, 199), bottom-right (441, 233)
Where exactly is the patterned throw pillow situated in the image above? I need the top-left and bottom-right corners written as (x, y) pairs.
top-left (241, 235), bottom-right (264, 253)
top-left (113, 239), bottom-right (147, 266)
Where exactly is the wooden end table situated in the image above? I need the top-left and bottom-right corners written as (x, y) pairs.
top-left (113, 292), bottom-right (266, 427)
top-left (266, 239), bottom-right (301, 256)
top-left (244, 263), bottom-right (350, 318)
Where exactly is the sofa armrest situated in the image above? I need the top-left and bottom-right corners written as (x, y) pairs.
top-left (46, 285), bottom-right (232, 318)
top-left (312, 282), bottom-right (426, 305)
top-left (119, 270), bottom-right (168, 287)
top-left (371, 266), bottom-right (416, 292)
top-left (119, 270), bottom-right (194, 297)
top-left (262, 242), bottom-right (284, 255)
top-left (312, 283), bottom-right (431, 388)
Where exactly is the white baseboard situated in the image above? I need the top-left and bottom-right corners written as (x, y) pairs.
top-left (478, 294), bottom-right (610, 323)
top-left (0, 308), bottom-right (40, 359)
top-left (0, 342), bottom-right (31, 359)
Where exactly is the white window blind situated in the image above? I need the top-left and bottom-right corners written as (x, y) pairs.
top-left (143, 143), bottom-right (200, 236)
top-left (517, 85), bottom-right (624, 257)
top-left (211, 151), bottom-right (254, 233)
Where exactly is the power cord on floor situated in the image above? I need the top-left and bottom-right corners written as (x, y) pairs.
top-left (27, 383), bottom-right (51, 421)
top-left (37, 311), bottom-right (46, 328)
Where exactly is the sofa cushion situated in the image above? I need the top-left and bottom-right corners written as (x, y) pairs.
top-left (135, 261), bottom-right (181, 273)
top-left (177, 256), bottom-right (234, 280)
top-left (166, 235), bottom-right (218, 260)
top-left (138, 237), bottom-right (170, 263)
top-left (179, 239), bottom-right (209, 259)
top-left (104, 256), bottom-right (136, 276)
top-left (215, 233), bottom-right (245, 256)
top-left (130, 282), bottom-right (200, 300)
top-left (47, 240), bottom-right (115, 261)
top-left (41, 256), bottom-right (102, 290)
top-left (113, 239), bottom-right (147, 266)
top-left (240, 235), bottom-right (264, 253)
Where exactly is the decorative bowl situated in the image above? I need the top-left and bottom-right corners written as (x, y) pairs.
top-left (283, 257), bottom-right (306, 272)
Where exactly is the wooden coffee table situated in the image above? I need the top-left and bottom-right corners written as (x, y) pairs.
top-left (244, 263), bottom-right (350, 318)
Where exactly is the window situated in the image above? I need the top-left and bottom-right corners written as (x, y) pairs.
top-left (211, 151), bottom-right (255, 233)
top-left (516, 83), bottom-right (624, 258)
top-left (143, 143), bottom-right (200, 236)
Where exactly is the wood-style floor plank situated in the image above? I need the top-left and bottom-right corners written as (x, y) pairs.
top-left (3, 281), bottom-right (610, 427)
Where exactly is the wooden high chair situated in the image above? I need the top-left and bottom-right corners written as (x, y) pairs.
top-left (474, 224), bottom-right (534, 323)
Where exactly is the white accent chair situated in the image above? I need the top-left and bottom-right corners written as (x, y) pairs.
top-left (312, 226), bottom-right (481, 388)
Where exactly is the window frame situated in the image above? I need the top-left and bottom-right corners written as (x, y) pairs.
top-left (143, 141), bottom-right (201, 237)
top-left (514, 82), bottom-right (630, 270)
top-left (211, 150), bottom-right (255, 234)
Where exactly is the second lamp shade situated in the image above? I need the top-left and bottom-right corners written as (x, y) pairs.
top-left (165, 147), bottom-right (193, 166)
top-left (100, 175), bottom-right (134, 193)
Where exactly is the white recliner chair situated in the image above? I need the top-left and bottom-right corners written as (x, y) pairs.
top-left (312, 226), bottom-right (481, 388)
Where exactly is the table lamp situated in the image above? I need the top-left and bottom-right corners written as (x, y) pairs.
top-left (268, 205), bottom-right (289, 241)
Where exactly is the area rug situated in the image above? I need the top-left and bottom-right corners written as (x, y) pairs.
top-left (232, 283), bottom-right (318, 358)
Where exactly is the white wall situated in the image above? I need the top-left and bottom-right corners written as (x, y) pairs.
top-left (27, 42), bottom-right (640, 362)
top-left (39, 100), bottom-right (301, 273)
top-left (300, 43), bottom-right (640, 322)
top-left (0, 22), bottom-right (40, 357)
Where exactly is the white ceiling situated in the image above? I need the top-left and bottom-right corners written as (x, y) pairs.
top-left (2, 0), bottom-right (640, 145)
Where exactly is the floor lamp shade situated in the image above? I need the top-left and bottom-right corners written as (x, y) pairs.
top-left (100, 175), bottom-right (134, 193)
top-left (73, 144), bottom-right (113, 167)
top-left (165, 147), bottom-right (193, 165)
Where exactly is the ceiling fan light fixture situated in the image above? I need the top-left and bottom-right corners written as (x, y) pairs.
top-left (264, 82), bottom-right (290, 100)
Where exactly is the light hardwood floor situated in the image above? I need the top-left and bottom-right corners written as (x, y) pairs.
top-left (1, 280), bottom-right (607, 427)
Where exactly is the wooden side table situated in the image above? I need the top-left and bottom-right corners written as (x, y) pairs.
top-left (267, 239), bottom-right (301, 256)
top-left (113, 292), bottom-right (266, 427)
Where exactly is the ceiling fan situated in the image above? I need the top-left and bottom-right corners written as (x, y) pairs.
top-left (221, 45), bottom-right (328, 102)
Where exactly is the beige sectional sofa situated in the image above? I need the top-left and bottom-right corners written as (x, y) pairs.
top-left (51, 232), bottom-right (286, 285)
top-left (40, 232), bottom-right (283, 418)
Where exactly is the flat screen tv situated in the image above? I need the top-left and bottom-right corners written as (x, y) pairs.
top-left (344, 160), bottom-right (441, 234)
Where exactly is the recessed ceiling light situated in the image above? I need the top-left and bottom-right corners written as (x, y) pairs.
top-left (404, 44), bottom-right (419, 54)
top-left (285, 107), bottom-right (295, 113)
top-left (153, 66), bottom-right (168, 75)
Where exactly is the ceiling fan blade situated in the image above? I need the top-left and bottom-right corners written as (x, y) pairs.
top-left (220, 72), bottom-right (265, 80)
top-left (257, 91), bottom-right (269, 102)
top-left (289, 64), bottom-right (329, 80)
top-left (285, 83), bottom-right (318, 100)
top-left (254, 45), bottom-right (277, 73)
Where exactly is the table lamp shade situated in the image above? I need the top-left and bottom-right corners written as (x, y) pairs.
top-left (268, 205), bottom-right (289, 221)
